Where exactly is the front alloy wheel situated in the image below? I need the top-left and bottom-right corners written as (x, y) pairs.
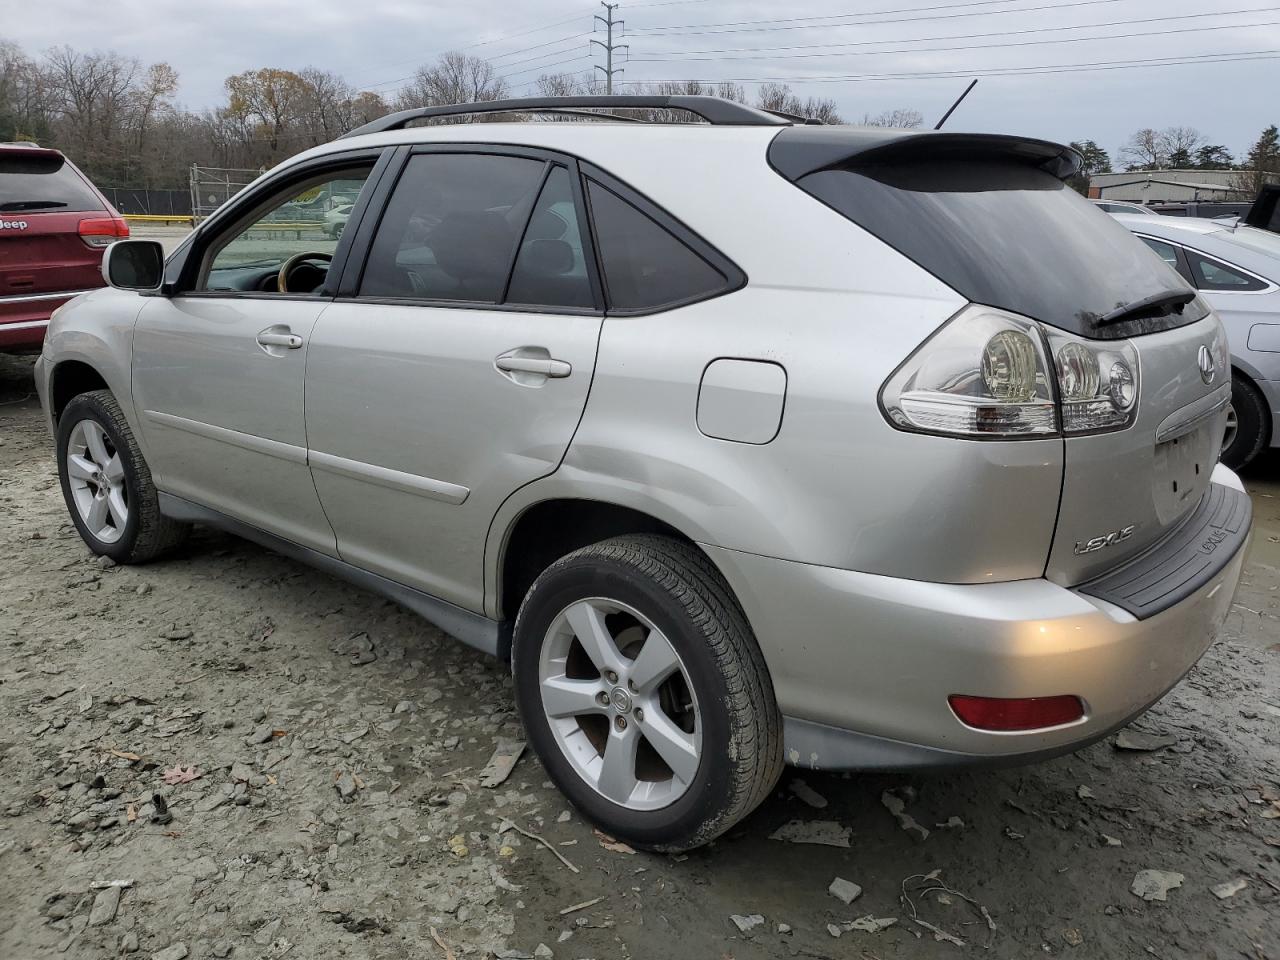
top-left (65, 418), bottom-right (130, 544)
top-left (56, 389), bottom-right (189, 563)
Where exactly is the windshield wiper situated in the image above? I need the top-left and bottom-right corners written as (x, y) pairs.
top-left (1098, 290), bottom-right (1196, 327)
top-left (0, 200), bottom-right (68, 212)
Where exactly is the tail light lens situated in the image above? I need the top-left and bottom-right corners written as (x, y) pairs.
top-left (1043, 329), bottom-right (1140, 434)
top-left (78, 216), bottom-right (130, 248)
top-left (880, 306), bottom-right (1056, 437)
top-left (881, 304), bottom-right (1140, 439)
top-left (948, 694), bottom-right (1085, 731)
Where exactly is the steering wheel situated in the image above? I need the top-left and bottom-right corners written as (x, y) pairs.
top-left (277, 251), bottom-right (333, 293)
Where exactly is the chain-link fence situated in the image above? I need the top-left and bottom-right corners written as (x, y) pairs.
top-left (189, 164), bottom-right (262, 223)
top-left (98, 187), bottom-right (191, 217)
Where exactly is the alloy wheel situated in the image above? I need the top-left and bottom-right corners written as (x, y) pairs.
top-left (538, 598), bottom-right (702, 811)
top-left (65, 418), bottom-right (128, 544)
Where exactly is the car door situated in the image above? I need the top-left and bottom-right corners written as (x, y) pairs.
top-left (304, 146), bottom-right (604, 611)
top-left (132, 151), bottom-right (387, 554)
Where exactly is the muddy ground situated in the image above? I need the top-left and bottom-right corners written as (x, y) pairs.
top-left (1, 350), bottom-right (1277, 960)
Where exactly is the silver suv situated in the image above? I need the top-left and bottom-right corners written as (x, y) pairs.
top-left (34, 96), bottom-right (1252, 851)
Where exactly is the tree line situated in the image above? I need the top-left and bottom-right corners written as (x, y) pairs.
top-left (0, 39), bottom-right (924, 192)
top-left (6, 37), bottom-right (1272, 198)
top-left (1070, 125), bottom-right (1280, 197)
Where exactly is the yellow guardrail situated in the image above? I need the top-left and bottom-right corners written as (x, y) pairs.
top-left (123, 214), bottom-right (194, 225)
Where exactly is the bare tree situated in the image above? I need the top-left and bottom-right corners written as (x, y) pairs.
top-left (861, 108), bottom-right (923, 128)
top-left (396, 52), bottom-right (508, 118)
top-left (756, 82), bottom-right (842, 123)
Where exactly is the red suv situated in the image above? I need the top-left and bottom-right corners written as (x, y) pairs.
top-left (1, 143), bottom-right (129, 351)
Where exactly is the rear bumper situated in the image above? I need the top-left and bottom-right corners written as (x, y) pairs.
top-left (704, 467), bottom-right (1250, 771)
top-left (0, 289), bottom-right (98, 350)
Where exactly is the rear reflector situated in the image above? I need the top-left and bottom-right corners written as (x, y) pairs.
top-left (78, 216), bottom-right (130, 248)
top-left (948, 694), bottom-right (1084, 732)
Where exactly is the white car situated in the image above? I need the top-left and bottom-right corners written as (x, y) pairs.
top-left (1118, 214), bottom-right (1280, 469)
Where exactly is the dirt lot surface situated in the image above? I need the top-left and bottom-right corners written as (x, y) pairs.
top-left (1, 351), bottom-right (1278, 960)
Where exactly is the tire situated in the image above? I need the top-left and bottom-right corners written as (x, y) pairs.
top-left (511, 534), bottom-right (783, 852)
top-left (1220, 374), bottom-right (1269, 471)
top-left (56, 390), bottom-right (189, 563)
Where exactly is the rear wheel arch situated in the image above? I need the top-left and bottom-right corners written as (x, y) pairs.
top-left (498, 498), bottom-right (702, 622)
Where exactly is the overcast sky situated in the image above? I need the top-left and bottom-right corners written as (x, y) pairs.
top-left (5, 0), bottom-right (1278, 161)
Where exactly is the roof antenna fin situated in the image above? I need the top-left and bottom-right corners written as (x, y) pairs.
top-left (934, 79), bottom-right (978, 130)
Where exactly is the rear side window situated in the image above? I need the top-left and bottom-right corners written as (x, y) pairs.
top-left (586, 180), bottom-right (728, 311)
top-left (0, 152), bottom-right (104, 213)
top-left (1187, 251), bottom-right (1267, 292)
top-left (796, 160), bottom-right (1205, 339)
top-left (505, 166), bottom-right (593, 309)
top-left (361, 153), bottom-right (544, 303)
top-left (1139, 236), bottom-right (1180, 269)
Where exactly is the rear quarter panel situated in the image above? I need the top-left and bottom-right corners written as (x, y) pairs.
top-left (485, 134), bottom-right (1065, 615)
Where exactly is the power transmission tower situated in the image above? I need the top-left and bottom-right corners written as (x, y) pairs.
top-left (592, 2), bottom-right (628, 95)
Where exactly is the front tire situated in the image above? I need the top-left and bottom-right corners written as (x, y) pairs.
top-left (56, 390), bottom-right (189, 563)
top-left (1221, 374), bottom-right (1269, 471)
top-left (511, 535), bottom-right (783, 851)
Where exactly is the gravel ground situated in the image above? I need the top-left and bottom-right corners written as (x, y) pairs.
top-left (1, 350), bottom-right (1278, 960)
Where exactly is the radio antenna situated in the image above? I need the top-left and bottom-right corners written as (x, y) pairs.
top-left (934, 79), bottom-right (978, 130)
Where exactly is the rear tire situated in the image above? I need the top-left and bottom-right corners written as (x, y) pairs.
top-left (1221, 374), bottom-right (1269, 471)
top-left (56, 390), bottom-right (189, 563)
top-left (511, 535), bottom-right (783, 852)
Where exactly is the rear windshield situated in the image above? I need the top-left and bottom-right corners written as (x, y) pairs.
top-left (0, 152), bottom-right (104, 214)
top-left (797, 160), bottom-right (1206, 339)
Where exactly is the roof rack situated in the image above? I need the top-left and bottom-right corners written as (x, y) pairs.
top-left (340, 95), bottom-right (798, 139)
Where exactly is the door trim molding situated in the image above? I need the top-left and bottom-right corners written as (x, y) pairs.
top-left (309, 449), bottom-right (470, 504)
top-left (157, 492), bottom-right (505, 657)
top-left (142, 410), bottom-right (308, 464)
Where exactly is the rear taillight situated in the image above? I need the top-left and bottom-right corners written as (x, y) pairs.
top-left (948, 694), bottom-right (1085, 731)
top-left (880, 304), bottom-right (1141, 439)
top-left (78, 216), bottom-right (130, 248)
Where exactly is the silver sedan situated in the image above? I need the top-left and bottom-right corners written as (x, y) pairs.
top-left (1117, 214), bottom-right (1280, 469)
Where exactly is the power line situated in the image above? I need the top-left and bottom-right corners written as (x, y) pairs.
top-left (630, 16), bottom-right (1280, 64)
top-left (614, 48), bottom-right (1280, 83)
top-left (634, 5), bottom-right (1280, 59)
top-left (627, 0), bottom-right (1132, 37)
top-left (346, 7), bottom-right (588, 87)
top-left (495, 55), bottom-right (595, 82)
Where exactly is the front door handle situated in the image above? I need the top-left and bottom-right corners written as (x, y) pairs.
top-left (495, 355), bottom-right (571, 378)
top-left (257, 331), bottom-right (303, 349)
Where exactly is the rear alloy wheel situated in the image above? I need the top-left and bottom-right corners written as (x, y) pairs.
top-left (512, 535), bottom-right (783, 852)
top-left (57, 390), bottom-right (189, 563)
top-left (1220, 375), bottom-right (1269, 471)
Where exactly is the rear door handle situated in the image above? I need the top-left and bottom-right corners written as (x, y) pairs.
top-left (257, 331), bottom-right (303, 349)
top-left (495, 355), bottom-right (571, 378)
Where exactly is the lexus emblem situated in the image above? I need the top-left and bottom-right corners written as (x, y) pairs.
top-left (1197, 345), bottom-right (1215, 385)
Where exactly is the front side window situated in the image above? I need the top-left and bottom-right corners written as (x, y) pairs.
top-left (586, 180), bottom-right (729, 311)
top-left (200, 166), bottom-right (373, 294)
top-left (360, 153), bottom-right (546, 303)
top-left (1187, 251), bottom-right (1267, 292)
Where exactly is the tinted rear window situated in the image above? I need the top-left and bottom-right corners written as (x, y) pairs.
top-left (587, 179), bottom-right (728, 311)
top-left (798, 160), bottom-right (1206, 339)
top-left (0, 152), bottom-right (104, 213)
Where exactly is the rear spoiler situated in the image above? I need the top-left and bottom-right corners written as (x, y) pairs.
top-left (1243, 183), bottom-right (1280, 234)
top-left (767, 127), bottom-right (1083, 183)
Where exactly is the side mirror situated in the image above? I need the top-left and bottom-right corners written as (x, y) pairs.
top-left (101, 240), bottom-right (165, 292)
